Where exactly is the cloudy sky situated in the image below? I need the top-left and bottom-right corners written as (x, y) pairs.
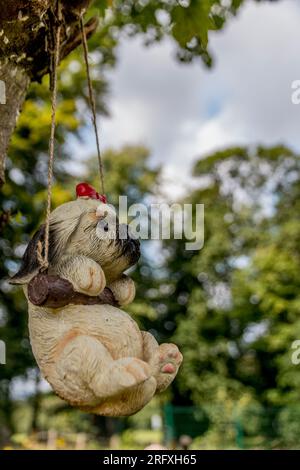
top-left (75, 0), bottom-right (299, 197)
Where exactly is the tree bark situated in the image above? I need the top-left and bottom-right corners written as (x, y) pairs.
top-left (0, 0), bottom-right (98, 186)
top-left (0, 63), bottom-right (30, 185)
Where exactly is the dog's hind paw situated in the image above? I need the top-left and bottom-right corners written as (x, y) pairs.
top-left (151, 343), bottom-right (183, 393)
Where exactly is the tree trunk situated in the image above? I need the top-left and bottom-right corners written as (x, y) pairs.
top-left (0, 63), bottom-right (30, 185)
top-left (0, 0), bottom-right (98, 186)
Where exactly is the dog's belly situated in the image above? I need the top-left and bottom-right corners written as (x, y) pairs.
top-left (28, 303), bottom-right (144, 368)
top-left (61, 304), bottom-right (143, 359)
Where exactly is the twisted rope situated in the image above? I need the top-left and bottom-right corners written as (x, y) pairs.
top-left (37, 5), bottom-right (105, 271)
top-left (37, 0), bottom-right (62, 271)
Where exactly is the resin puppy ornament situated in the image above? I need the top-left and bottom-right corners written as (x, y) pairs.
top-left (10, 183), bottom-right (183, 416)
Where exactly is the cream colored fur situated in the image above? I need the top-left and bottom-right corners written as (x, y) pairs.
top-left (17, 197), bottom-right (182, 416)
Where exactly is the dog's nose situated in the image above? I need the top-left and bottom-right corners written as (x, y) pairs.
top-left (118, 224), bottom-right (140, 261)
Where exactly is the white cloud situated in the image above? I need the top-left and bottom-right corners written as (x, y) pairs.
top-left (80, 0), bottom-right (300, 197)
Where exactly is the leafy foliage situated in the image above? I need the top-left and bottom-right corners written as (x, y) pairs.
top-left (160, 145), bottom-right (300, 444)
top-left (91, 0), bottom-right (266, 66)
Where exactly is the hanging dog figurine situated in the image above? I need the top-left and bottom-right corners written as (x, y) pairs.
top-left (10, 184), bottom-right (183, 416)
top-left (9, 3), bottom-right (182, 416)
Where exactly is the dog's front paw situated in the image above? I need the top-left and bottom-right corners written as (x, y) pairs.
top-left (76, 261), bottom-right (106, 296)
top-left (109, 275), bottom-right (136, 306)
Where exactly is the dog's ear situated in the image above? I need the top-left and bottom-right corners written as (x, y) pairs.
top-left (10, 209), bottom-right (83, 285)
top-left (10, 225), bottom-right (57, 285)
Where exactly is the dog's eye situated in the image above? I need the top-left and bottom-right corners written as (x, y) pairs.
top-left (103, 223), bottom-right (109, 232)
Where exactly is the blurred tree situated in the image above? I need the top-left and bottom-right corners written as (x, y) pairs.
top-left (157, 145), bottom-right (300, 443)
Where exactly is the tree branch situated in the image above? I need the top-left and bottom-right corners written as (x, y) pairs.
top-left (28, 274), bottom-right (119, 309)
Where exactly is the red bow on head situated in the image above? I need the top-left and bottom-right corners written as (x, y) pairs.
top-left (76, 183), bottom-right (107, 203)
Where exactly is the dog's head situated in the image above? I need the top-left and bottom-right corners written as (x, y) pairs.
top-left (10, 197), bottom-right (140, 285)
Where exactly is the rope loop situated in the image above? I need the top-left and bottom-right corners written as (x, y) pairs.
top-left (37, 0), bottom-right (62, 271)
top-left (37, 3), bottom-right (105, 272)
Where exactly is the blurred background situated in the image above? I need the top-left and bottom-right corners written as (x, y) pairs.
top-left (2, 0), bottom-right (300, 449)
